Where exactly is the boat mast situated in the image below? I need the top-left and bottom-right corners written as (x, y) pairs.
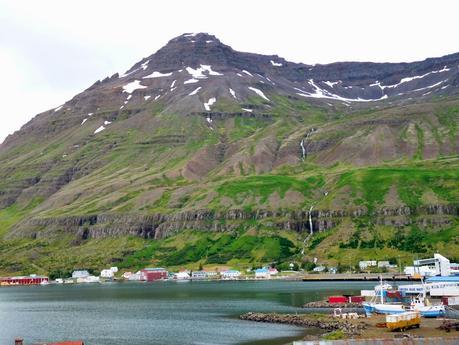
top-left (380, 275), bottom-right (384, 304)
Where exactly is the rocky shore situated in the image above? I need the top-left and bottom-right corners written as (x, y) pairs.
top-left (239, 312), bottom-right (366, 336)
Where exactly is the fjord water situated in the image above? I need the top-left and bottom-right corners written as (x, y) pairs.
top-left (0, 281), bottom-right (373, 345)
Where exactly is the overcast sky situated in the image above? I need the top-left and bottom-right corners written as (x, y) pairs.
top-left (1, 0), bottom-right (458, 143)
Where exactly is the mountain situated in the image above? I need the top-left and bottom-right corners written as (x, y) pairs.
top-left (0, 33), bottom-right (458, 275)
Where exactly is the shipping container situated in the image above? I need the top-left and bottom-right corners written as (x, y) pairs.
top-left (328, 296), bottom-right (347, 304)
top-left (349, 296), bottom-right (365, 303)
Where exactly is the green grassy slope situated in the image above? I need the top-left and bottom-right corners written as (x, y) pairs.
top-left (0, 95), bottom-right (458, 275)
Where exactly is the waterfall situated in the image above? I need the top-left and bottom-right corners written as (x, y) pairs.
top-left (300, 128), bottom-right (316, 161)
top-left (308, 205), bottom-right (314, 235)
top-left (300, 139), bottom-right (306, 160)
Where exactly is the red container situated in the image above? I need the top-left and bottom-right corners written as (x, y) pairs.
top-left (349, 296), bottom-right (365, 303)
top-left (328, 296), bottom-right (347, 304)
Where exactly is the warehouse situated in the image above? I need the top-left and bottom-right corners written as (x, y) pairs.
top-left (0, 275), bottom-right (49, 286)
top-left (140, 268), bottom-right (168, 281)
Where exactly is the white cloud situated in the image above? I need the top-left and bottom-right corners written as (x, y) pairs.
top-left (0, 47), bottom-right (73, 143)
top-left (0, 0), bottom-right (458, 142)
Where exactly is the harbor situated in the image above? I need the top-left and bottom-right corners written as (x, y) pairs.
top-left (1, 253), bottom-right (458, 344)
top-left (0, 280), bottom-right (371, 345)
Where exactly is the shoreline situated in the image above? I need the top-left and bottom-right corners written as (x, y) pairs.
top-left (240, 312), bottom-right (366, 337)
top-left (239, 311), bottom-right (459, 342)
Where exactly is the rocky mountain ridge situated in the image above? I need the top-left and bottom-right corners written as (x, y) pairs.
top-left (3, 33), bottom-right (459, 150)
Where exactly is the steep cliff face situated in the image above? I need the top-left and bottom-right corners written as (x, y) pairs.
top-left (12, 204), bottom-right (458, 241)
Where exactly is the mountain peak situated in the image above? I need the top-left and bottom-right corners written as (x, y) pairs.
top-left (170, 32), bottom-right (222, 44)
top-left (120, 32), bottom-right (232, 73)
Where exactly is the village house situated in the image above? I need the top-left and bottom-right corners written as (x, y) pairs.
top-left (254, 268), bottom-right (270, 279)
top-left (268, 267), bottom-right (278, 276)
top-left (377, 261), bottom-right (391, 268)
top-left (174, 271), bottom-right (191, 280)
top-left (191, 271), bottom-right (208, 279)
top-left (359, 260), bottom-right (377, 270)
top-left (100, 269), bottom-right (114, 279)
top-left (221, 270), bottom-right (241, 280)
top-left (205, 271), bottom-right (218, 279)
top-left (72, 270), bottom-right (90, 279)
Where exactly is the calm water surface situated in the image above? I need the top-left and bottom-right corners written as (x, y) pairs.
top-left (0, 280), bottom-right (375, 345)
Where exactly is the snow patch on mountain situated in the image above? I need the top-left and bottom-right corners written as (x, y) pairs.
top-left (266, 77), bottom-right (275, 85)
top-left (186, 65), bottom-right (223, 79)
top-left (204, 97), bottom-right (216, 111)
top-left (143, 71), bottom-right (173, 78)
top-left (94, 126), bottom-right (105, 134)
top-left (242, 108), bottom-right (253, 112)
top-left (296, 80), bottom-right (388, 102)
top-left (229, 88), bottom-right (237, 99)
top-left (123, 80), bottom-right (147, 94)
top-left (54, 105), bottom-right (63, 112)
top-left (375, 66), bottom-right (451, 89)
top-left (144, 95), bottom-right (151, 100)
top-left (141, 60), bottom-right (150, 70)
top-left (189, 87), bottom-right (202, 96)
top-left (270, 60), bottom-right (282, 67)
top-left (242, 70), bottom-right (253, 77)
top-left (184, 78), bottom-right (199, 84)
top-left (323, 81), bottom-right (340, 88)
top-left (409, 80), bottom-right (446, 93)
top-left (248, 87), bottom-right (270, 101)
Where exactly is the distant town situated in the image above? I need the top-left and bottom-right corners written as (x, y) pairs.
top-left (1, 253), bottom-right (458, 287)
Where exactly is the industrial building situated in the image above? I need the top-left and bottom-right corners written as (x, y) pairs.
top-left (140, 268), bottom-right (168, 281)
top-left (0, 275), bottom-right (49, 286)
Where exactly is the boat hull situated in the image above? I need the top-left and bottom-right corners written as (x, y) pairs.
top-left (416, 306), bottom-right (445, 318)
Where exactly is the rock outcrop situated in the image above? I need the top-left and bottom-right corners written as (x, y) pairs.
top-left (10, 204), bottom-right (457, 240)
top-left (239, 312), bottom-right (366, 336)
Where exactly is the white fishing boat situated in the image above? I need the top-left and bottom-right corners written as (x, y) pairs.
top-left (363, 277), bottom-right (445, 317)
top-left (363, 277), bottom-right (393, 316)
top-left (409, 294), bottom-right (445, 318)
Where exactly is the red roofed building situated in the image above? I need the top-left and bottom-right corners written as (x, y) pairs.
top-left (15, 339), bottom-right (84, 345)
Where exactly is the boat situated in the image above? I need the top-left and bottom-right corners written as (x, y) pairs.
top-left (364, 277), bottom-right (445, 317)
top-left (410, 294), bottom-right (445, 318)
top-left (373, 303), bottom-right (406, 314)
top-left (363, 277), bottom-right (391, 316)
top-left (444, 307), bottom-right (459, 319)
